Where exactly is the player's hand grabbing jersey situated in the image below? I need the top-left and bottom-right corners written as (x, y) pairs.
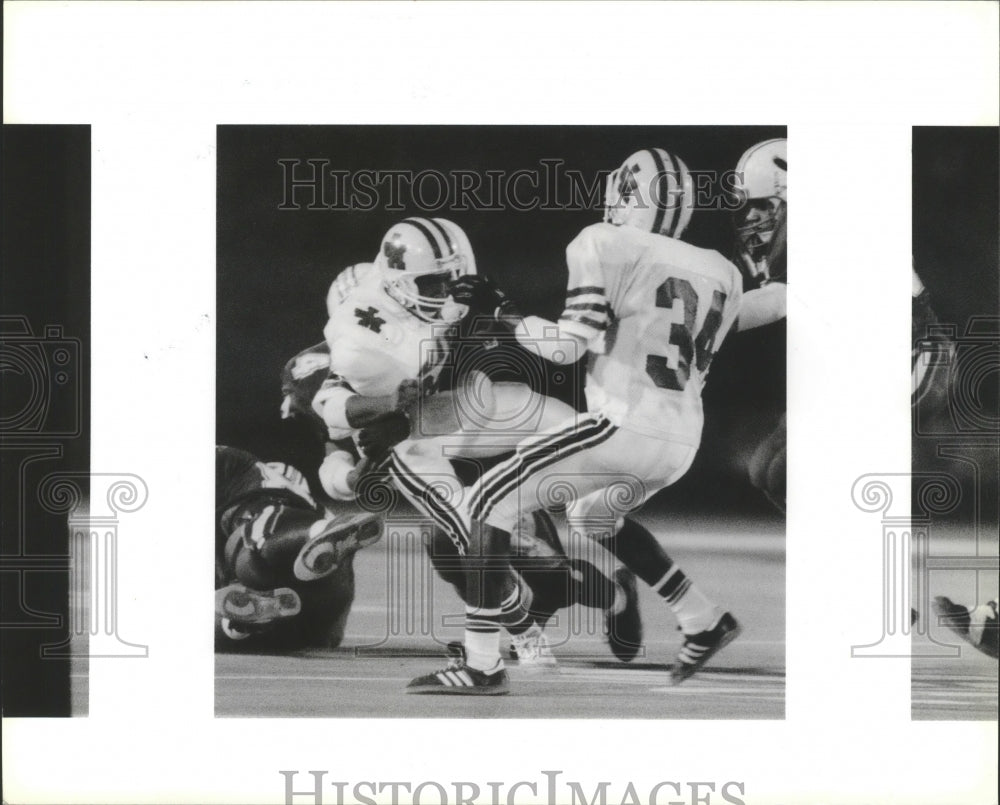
top-left (561, 222), bottom-right (743, 444)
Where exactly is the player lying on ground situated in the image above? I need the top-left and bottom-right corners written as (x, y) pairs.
top-left (291, 220), bottom-right (642, 662)
top-left (733, 138), bottom-right (788, 513)
top-left (215, 445), bottom-right (381, 651)
top-left (408, 148), bottom-right (788, 695)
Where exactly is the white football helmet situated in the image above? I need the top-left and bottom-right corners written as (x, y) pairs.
top-left (373, 217), bottom-right (475, 321)
top-left (733, 138), bottom-right (787, 283)
top-left (603, 148), bottom-right (694, 239)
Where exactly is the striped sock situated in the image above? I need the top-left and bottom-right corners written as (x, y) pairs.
top-left (498, 580), bottom-right (533, 636)
top-left (651, 566), bottom-right (718, 634)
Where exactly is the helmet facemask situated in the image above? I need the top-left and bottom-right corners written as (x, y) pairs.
top-left (383, 252), bottom-right (467, 322)
top-left (732, 138), bottom-right (787, 284)
top-left (375, 218), bottom-right (475, 323)
top-left (735, 197), bottom-right (786, 284)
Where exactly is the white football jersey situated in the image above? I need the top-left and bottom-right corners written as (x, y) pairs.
top-left (326, 263), bottom-right (377, 316)
top-left (323, 280), bottom-right (451, 398)
top-left (559, 222), bottom-right (743, 444)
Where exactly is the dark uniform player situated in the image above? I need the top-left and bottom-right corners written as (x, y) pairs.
top-left (215, 445), bottom-right (380, 651)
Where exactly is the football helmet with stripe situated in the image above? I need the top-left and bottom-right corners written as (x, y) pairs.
top-left (603, 148), bottom-right (694, 239)
top-left (374, 217), bottom-right (476, 321)
top-left (733, 138), bottom-right (787, 283)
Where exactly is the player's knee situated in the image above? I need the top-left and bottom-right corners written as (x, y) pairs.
top-left (424, 527), bottom-right (467, 592)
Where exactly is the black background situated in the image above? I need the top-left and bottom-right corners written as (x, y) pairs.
top-left (912, 127), bottom-right (998, 325)
top-left (912, 126), bottom-right (999, 526)
top-left (217, 125), bottom-right (788, 519)
top-left (1, 125), bottom-right (91, 717)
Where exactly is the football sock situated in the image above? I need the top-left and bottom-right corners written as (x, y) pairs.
top-left (651, 566), bottom-right (718, 634)
top-left (498, 580), bottom-right (533, 636)
top-left (603, 518), bottom-right (719, 634)
top-left (464, 621), bottom-right (502, 672)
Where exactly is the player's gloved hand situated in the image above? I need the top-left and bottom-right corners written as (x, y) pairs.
top-left (392, 378), bottom-right (420, 414)
top-left (449, 275), bottom-right (521, 321)
top-left (357, 412), bottom-right (411, 460)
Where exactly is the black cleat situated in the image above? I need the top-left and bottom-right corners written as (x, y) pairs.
top-left (215, 583), bottom-right (301, 628)
top-left (670, 611), bottom-right (741, 685)
top-left (932, 596), bottom-right (971, 636)
top-left (933, 596), bottom-right (999, 659)
top-left (407, 643), bottom-right (510, 696)
top-left (606, 567), bottom-right (643, 662)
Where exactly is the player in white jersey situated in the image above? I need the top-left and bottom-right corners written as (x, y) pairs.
top-left (314, 217), bottom-right (474, 538)
top-left (313, 217), bottom-right (641, 665)
top-left (409, 148), bottom-right (786, 695)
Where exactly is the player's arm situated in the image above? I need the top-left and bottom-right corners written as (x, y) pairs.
top-left (312, 374), bottom-right (419, 431)
top-left (506, 229), bottom-right (609, 365)
top-left (735, 282), bottom-right (786, 331)
top-left (511, 315), bottom-right (589, 365)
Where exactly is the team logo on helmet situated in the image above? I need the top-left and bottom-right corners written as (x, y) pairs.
top-left (383, 237), bottom-right (408, 271)
top-left (374, 217), bottom-right (475, 322)
top-left (603, 148), bottom-right (694, 239)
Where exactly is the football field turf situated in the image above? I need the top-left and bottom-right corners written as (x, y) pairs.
top-left (215, 516), bottom-right (786, 719)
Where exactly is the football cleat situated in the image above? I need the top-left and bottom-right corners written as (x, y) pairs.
top-left (219, 617), bottom-right (254, 641)
top-left (933, 596), bottom-right (999, 659)
top-left (407, 644), bottom-right (510, 695)
top-left (670, 611), bottom-right (741, 685)
top-left (508, 625), bottom-right (558, 671)
top-left (293, 511), bottom-right (382, 582)
top-left (215, 583), bottom-right (301, 628)
top-left (606, 566), bottom-right (643, 663)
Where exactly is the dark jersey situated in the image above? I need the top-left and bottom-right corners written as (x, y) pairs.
top-left (281, 341), bottom-right (335, 441)
top-left (216, 445), bottom-right (317, 547)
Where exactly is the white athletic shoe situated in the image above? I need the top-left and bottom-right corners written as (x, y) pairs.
top-left (509, 625), bottom-right (558, 671)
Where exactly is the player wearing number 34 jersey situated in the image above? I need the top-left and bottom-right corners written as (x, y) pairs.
top-left (409, 147), bottom-right (784, 695)
top-left (467, 220), bottom-right (744, 532)
top-left (561, 220), bottom-right (741, 446)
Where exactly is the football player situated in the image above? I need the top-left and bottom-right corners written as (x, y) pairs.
top-left (283, 338), bottom-right (632, 663)
top-left (214, 445), bottom-right (381, 650)
top-left (306, 218), bottom-right (641, 663)
top-left (409, 147), bottom-right (787, 695)
top-left (733, 138), bottom-right (788, 512)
